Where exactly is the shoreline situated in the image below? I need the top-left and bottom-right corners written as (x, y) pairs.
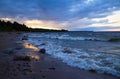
top-left (0, 32), bottom-right (119, 79)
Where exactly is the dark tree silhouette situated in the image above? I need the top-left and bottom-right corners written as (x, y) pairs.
top-left (0, 20), bottom-right (29, 32)
top-left (0, 20), bottom-right (68, 32)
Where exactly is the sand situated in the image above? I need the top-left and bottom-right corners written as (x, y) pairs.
top-left (0, 32), bottom-right (119, 79)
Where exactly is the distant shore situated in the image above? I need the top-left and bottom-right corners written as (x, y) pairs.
top-left (0, 20), bottom-right (68, 32)
top-left (0, 32), bottom-right (119, 79)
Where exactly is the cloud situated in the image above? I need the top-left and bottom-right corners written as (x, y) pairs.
top-left (0, 0), bottom-right (38, 19)
top-left (24, 19), bottom-right (68, 30)
top-left (69, 0), bottom-right (120, 19)
top-left (91, 10), bottom-right (120, 26)
top-left (61, 10), bottom-right (120, 31)
top-left (0, 0), bottom-right (120, 20)
top-left (37, 0), bottom-right (120, 20)
top-left (0, 17), bottom-right (12, 21)
top-left (0, 0), bottom-right (120, 31)
top-left (76, 26), bottom-right (120, 31)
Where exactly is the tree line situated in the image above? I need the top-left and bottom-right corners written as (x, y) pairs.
top-left (0, 20), bottom-right (68, 32)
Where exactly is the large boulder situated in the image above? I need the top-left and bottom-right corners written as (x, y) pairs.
top-left (39, 48), bottom-right (46, 54)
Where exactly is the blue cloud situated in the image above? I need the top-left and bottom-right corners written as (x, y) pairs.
top-left (37, 0), bottom-right (120, 20)
top-left (0, 0), bottom-right (120, 30)
top-left (0, 0), bottom-right (120, 20)
top-left (0, 0), bottom-right (37, 19)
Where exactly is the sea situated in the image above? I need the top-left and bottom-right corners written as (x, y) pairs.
top-left (23, 31), bottom-right (120, 77)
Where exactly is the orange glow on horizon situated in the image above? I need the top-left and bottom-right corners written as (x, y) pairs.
top-left (0, 18), bottom-right (12, 21)
top-left (24, 20), bottom-right (61, 30)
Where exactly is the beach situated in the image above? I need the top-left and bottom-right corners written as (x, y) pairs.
top-left (0, 32), bottom-right (119, 79)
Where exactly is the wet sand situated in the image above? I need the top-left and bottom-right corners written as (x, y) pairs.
top-left (0, 32), bottom-right (119, 79)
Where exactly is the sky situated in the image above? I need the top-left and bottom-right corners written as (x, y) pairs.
top-left (0, 0), bottom-right (120, 31)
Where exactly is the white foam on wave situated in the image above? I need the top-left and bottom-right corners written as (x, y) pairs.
top-left (24, 33), bottom-right (120, 77)
top-left (27, 33), bottom-right (107, 41)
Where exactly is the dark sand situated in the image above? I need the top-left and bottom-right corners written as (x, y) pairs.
top-left (0, 32), bottom-right (119, 79)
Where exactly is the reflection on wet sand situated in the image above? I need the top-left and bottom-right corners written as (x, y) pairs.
top-left (23, 43), bottom-right (39, 51)
top-left (22, 42), bottom-right (40, 61)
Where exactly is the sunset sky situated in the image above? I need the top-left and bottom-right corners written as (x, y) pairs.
top-left (0, 0), bottom-right (120, 31)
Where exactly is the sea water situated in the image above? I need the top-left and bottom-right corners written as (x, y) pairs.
top-left (23, 31), bottom-right (120, 77)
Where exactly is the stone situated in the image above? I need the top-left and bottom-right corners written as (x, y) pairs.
top-left (48, 67), bottom-right (56, 70)
top-left (108, 38), bottom-right (120, 42)
top-left (62, 48), bottom-right (72, 53)
top-left (89, 69), bottom-right (96, 73)
top-left (40, 43), bottom-right (46, 45)
top-left (22, 36), bottom-right (28, 40)
top-left (39, 49), bottom-right (46, 54)
top-left (13, 56), bottom-right (31, 61)
top-left (4, 48), bottom-right (16, 55)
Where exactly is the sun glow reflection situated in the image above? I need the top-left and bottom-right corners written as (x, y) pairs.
top-left (23, 43), bottom-right (39, 51)
top-left (23, 43), bottom-right (40, 60)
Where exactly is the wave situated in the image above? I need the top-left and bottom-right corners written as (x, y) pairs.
top-left (42, 43), bottom-right (120, 77)
top-left (24, 34), bottom-right (120, 77)
top-left (27, 33), bottom-right (120, 42)
top-left (27, 33), bottom-right (107, 42)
